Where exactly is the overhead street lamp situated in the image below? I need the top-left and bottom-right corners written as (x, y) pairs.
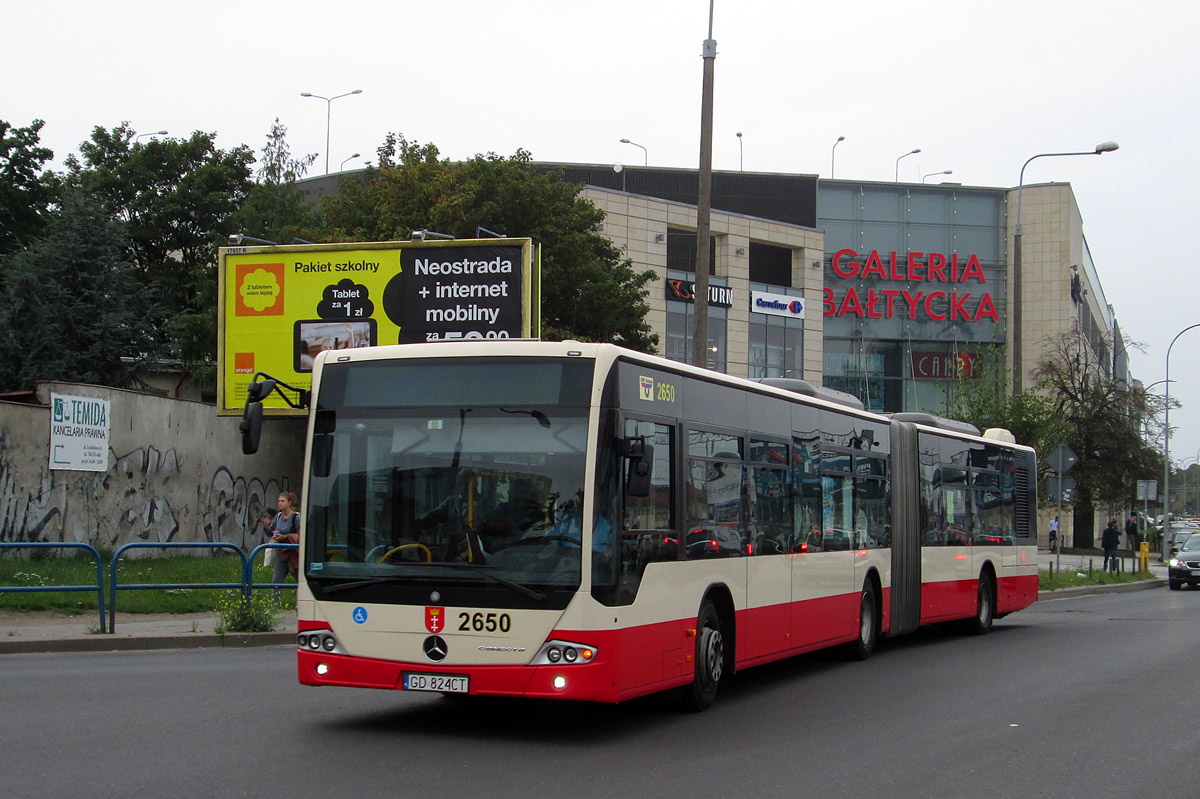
top-left (1162, 322), bottom-right (1200, 560)
top-left (831, 135), bottom-right (845, 179)
top-left (300, 89), bottom-right (363, 175)
top-left (1011, 140), bottom-right (1119, 394)
top-left (736, 131), bottom-right (743, 171)
top-left (894, 148), bottom-right (920, 181)
top-left (922, 169), bottom-right (953, 183)
top-left (619, 138), bottom-right (647, 166)
top-left (340, 152), bottom-right (361, 171)
top-left (135, 130), bottom-right (168, 141)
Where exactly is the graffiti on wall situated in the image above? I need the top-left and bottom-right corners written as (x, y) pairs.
top-left (1, 428), bottom-right (292, 551)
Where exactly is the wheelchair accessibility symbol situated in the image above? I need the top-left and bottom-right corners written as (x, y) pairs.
top-left (353, 607), bottom-right (368, 624)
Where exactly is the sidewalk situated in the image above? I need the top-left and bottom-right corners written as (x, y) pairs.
top-left (0, 609), bottom-right (298, 655)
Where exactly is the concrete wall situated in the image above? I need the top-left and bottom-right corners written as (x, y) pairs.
top-left (0, 381), bottom-right (304, 553)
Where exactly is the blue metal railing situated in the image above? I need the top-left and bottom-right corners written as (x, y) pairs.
top-left (109, 542), bottom-right (249, 634)
top-left (0, 542), bottom-right (106, 632)
top-left (245, 542), bottom-right (300, 596)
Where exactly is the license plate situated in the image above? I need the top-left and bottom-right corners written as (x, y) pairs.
top-left (403, 672), bottom-right (469, 693)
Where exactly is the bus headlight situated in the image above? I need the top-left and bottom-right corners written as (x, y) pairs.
top-left (532, 639), bottom-right (597, 665)
top-left (298, 631), bottom-right (346, 655)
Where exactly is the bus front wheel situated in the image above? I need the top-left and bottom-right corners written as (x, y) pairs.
top-left (682, 601), bottom-right (724, 712)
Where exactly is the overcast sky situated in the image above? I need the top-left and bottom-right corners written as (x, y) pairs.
top-left (6, 0), bottom-right (1200, 473)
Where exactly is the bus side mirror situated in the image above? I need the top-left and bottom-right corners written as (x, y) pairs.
top-left (240, 401), bottom-right (263, 455)
top-left (246, 379), bottom-right (277, 403)
top-left (621, 437), bottom-right (653, 498)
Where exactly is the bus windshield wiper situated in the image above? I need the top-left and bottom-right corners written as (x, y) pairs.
top-left (434, 563), bottom-right (547, 602)
top-left (320, 575), bottom-right (408, 595)
top-left (316, 565), bottom-right (546, 602)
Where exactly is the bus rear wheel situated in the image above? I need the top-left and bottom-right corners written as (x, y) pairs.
top-left (964, 572), bottom-right (995, 635)
top-left (682, 601), bottom-right (724, 712)
top-left (848, 581), bottom-right (878, 661)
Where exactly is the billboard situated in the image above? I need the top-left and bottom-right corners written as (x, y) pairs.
top-left (218, 239), bottom-right (535, 415)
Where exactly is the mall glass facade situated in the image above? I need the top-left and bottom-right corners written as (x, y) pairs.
top-left (817, 181), bottom-right (1009, 413)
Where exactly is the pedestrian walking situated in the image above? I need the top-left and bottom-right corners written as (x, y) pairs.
top-left (1102, 518), bottom-right (1120, 573)
top-left (1049, 515), bottom-right (1060, 550)
top-left (1125, 514), bottom-right (1138, 550)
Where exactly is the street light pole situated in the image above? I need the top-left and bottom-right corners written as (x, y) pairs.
top-left (894, 148), bottom-right (920, 181)
top-left (300, 89), bottom-right (363, 175)
top-left (619, 138), bottom-right (648, 166)
top-left (736, 131), bottom-right (743, 171)
top-left (1163, 322), bottom-right (1200, 560)
top-left (922, 169), bottom-right (953, 183)
top-left (135, 130), bottom-right (168, 142)
top-left (831, 136), bottom-right (845, 179)
top-left (340, 153), bottom-right (361, 171)
top-left (1011, 141), bottom-right (1118, 394)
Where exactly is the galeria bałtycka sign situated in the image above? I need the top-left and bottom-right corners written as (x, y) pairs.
top-left (218, 239), bottom-right (535, 415)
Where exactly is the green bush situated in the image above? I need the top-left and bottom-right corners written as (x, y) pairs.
top-left (214, 591), bottom-right (280, 633)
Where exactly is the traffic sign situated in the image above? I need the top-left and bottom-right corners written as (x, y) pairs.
top-left (1047, 476), bottom-right (1075, 503)
top-left (1048, 444), bottom-right (1078, 474)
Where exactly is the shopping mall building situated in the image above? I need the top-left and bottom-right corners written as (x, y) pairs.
top-left (540, 163), bottom-right (1131, 414)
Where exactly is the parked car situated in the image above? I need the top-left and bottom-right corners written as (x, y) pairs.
top-left (1168, 533), bottom-right (1200, 590)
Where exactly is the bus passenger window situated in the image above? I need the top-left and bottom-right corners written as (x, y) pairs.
top-left (593, 420), bottom-right (677, 606)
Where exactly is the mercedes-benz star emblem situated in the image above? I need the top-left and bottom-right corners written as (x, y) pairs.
top-left (423, 635), bottom-right (448, 662)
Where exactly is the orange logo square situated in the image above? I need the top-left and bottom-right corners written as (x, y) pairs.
top-left (234, 353), bottom-right (254, 374)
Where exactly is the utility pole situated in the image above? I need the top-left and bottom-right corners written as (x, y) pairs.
top-left (692, 0), bottom-right (716, 370)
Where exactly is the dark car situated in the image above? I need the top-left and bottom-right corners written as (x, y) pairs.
top-left (1168, 533), bottom-right (1200, 590)
top-left (1169, 526), bottom-right (1200, 556)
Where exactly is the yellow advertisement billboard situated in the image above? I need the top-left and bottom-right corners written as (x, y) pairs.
top-left (218, 238), bottom-right (535, 416)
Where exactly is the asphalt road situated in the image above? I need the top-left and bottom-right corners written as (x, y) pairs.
top-left (3, 588), bottom-right (1197, 799)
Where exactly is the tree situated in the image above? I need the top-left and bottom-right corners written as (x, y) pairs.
top-left (0, 191), bottom-right (161, 390)
top-left (0, 118), bottom-right (57, 256)
top-left (1033, 325), bottom-right (1160, 545)
top-left (227, 118), bottom-right (321, 245)
top-left (321, 135), bottom-right (658, 350)
top-left (948, 344), bottom-right (1062, 460)
top-left (64, 124), bottom-right (255, 371)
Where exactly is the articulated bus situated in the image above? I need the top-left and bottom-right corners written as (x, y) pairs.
top-left (281, 340), bottom-right (1038, 710)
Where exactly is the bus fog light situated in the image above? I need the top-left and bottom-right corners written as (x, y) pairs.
top-left (322, 636), bottom-right (336, 652)
top-left (316, 663), bottom-right (329, 676)
top-left (309, 637), bottom-right (322, 650)
top-left (563, 647), bottom-right (578, 663)
top-left (553, 675), bottom-right (567, 690)
top-left (547, 647), bottom-right (562, 663)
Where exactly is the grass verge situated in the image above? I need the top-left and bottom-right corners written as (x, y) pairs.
top-left (1040, 566), bottom-right (1156, 591)
top-left (0, 551), bottom-right (295, 615)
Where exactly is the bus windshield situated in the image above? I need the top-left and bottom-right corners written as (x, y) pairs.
top-left (303, 357), bottom-right (594, 608)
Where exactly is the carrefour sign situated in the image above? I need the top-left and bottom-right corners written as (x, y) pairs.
top-left (751, 290), bottom-right (806, 319)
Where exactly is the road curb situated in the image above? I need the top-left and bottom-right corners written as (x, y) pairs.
top-left (0, 631), bottom-right (296, 656)
top-left (1038, 577), bottom-right (1166, 600)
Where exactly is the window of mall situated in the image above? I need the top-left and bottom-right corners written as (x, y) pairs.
top-left (665, 270), bottom-right (729, 370)
top-left (748, 283), bottom-right (805, 379)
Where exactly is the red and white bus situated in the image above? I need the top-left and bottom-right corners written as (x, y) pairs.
top-left (275, 340), bottom-right (1037, 710)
